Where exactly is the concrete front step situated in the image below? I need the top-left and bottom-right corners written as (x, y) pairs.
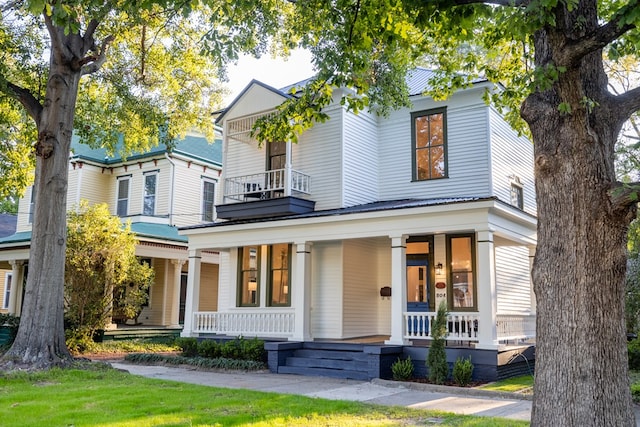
top-left (285, 356), bottom-right (367, 371)
top-left (278, 365), bottom-right (371, 380)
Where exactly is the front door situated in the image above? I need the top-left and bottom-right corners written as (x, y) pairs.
top-left (406, 259), bottom-right (430, 312)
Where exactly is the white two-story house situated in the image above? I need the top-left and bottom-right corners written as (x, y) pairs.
top-left (180, 68), bottom-right (538, 381)
top-left (0, 133), bottom-right (222, 331)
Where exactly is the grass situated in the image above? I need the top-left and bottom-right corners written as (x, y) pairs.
top-left (478, 375), bottom-right (534, 393)
top-left (0, 365), bottom-right (529, 427)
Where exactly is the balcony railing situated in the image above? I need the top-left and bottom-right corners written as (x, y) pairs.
top-left (193, 310), bottom-right (295, 337)
top-left (224, 169), bottom-right (311, 202)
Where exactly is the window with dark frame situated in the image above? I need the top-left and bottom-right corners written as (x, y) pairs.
top-left (116, 176), bottom-right (130, 217)
top-left (510, 176), bottom-right (524, 209)
top-left (412, 109), bottom-right (447, 181)
top-left (3, 273), bottom-right (12, 309)
top-left (143, 172), bottom-right (157, 215)
top-left (268, 243), bottom-right (291, 307)
top-left (447, 234), bottom-right (476, 310)
top-left (238, 246), bottom-right (259, 307)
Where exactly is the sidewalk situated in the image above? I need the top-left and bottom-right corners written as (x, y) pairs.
top-left (110, 361), bottom-right (533, 421)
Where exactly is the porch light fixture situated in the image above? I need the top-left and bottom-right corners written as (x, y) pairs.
top-left (436, 262), bottom-right (443, 275)
top-left (248, 279), bottom-right (257, 292)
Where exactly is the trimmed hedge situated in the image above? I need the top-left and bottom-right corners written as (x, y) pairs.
top-left (175, 337), bottom-right (266, 363)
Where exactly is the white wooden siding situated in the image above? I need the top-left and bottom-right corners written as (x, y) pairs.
top-left (222, 85), bottom-right (286, 121)
top-left (171, 159), bottom-right (219, 227)
top-left (198, 263), bottom-right (219, 311)
top-left (216, 250), bottom-right (234, 312)
top-left (377, 89), bottom-right (492, 201)
top-left (495, 245), bottom-right (532, 314)
top-left (488, 107), bottom-right (537, 215)
top-left (342, 110), bottom-right (379, 206)
top-left (311, 241), bottom-right (343, 338)
top-left (342, 238), bottom-right (385, 338)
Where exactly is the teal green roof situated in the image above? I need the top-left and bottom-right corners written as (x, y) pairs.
top-left (128, 222), bottom-right (187, 243)
top-left (70, 134), bottom-right (222, 167)
top-left (0, 223), bottom-right (186, 246)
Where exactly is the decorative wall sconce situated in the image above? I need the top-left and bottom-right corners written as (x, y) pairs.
top-left (380, 286), bottom-right (392, 298)
top-left (436, 262), bottom-right (443, 275)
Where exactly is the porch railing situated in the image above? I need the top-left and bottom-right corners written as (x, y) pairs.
top-left (192, 310), bottom-right (295, 337)
top-left (404, 312), bottom-right (479, 341)
top-left (224, 169), bottom-right (311, 202)
top-left (496, 314), bottom-right (536, 342)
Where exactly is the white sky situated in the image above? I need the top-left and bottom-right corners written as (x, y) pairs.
top-left (222, 49), bottom-right (315, 105)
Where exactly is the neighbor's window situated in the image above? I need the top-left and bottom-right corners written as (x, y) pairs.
top-left (268, 243), bottom-right (291, 306)
top-left (412, 108), bottom-right (447, 181)
top-left (448, 234), bottom-right (475, 310)
top-left (238, 246), bottom-right (259, 306)
top-left (510, 176), bottom-right (524, 210)
top-left (202, 178), bottom-right (216, 222)
top-left (3, 273), bottom-right (12, 309)
top-left (143, 171), bottom-right (158, 215)
top-left (116, 176), bottom-right (131, 217)
top-left (28, 186), bottom-right (35, 224)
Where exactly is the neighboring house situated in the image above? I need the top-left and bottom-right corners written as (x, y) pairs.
top-left (0, 213), bottom-right (17, 314)
top-left (0, 133), bottom-right (222, 329)
top-left (179, 68), bottom-right (538, 381)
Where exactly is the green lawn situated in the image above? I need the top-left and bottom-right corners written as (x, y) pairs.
top-left (478, 375), bottom-right (534, 393)
top-left (0, 365), bottom-right (528, 427)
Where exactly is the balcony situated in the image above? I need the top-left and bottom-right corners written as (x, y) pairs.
top-left (216, 168), bottom-right (315, 220)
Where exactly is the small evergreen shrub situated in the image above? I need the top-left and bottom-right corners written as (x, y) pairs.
top-left (239, 337), bottom-right (267, 362)
top-left (452, 356), bottom-right (474, 386)
top-left (391, 356), bottom-right (414, 381)
top-left (220, 339), bottom-right (242, 360)
top-left (176, 337), bottom-right (199, 357)
top-left (198, 339), bottom-right (221, 359)
top-left (629, 338), bottom-right (640, 371)
top-left (427, 302), bottom-right (449, 384)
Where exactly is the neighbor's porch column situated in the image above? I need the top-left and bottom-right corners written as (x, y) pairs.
top-left (476, 230), bottom-right (498, 349)
top-left (291, 242), bottom-right (312, 341)
top-left (386, 234), bottom-right (409, 345)
top-left (170, 259), bottom-right (185, 327)
top-left (8, 260), bottom-right (24, 315)
top-left (181, 249), bottom-right (202, 337)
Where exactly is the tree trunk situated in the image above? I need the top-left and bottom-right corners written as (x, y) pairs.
top-left (1, 50), bottom-right (81, 369)
top-left (524, 1), bottom-right (636, 425)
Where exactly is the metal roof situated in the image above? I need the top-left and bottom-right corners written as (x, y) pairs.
top-left (0, 214), bottom-right (17, 238)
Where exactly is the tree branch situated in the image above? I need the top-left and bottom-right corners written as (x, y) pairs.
top-left (610, 181), bottom-right (640, 212)
top-left (43, 11), bottom-right (73, 63)
top-left (4, 82), bottom-right (43, 124)
top-left (80, 35), bottom-right (115, 76)
top-left (560, 14), bottom-right (635, 67)
top-left (613, 85), bottom-right (640, 123)
top-left (83, 19), bottom-right (100, 48)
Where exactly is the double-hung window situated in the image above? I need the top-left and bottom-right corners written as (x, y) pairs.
top-left (447, 234), bottom-right (476, 310)
top-left (268, 243), bottom-right (291, 307)
top-left (116, 176), bottom-right (131, 217)
top-left (143, 171), bottom-right (158, 215)
top-left (238, 246), bottom-right (259, 306)
top-left (28, 187), bottom-right (36, 224)
top-left (202, 178), bottom-right (216, 222)
top-left (2, 273), bottom-right (12, 309)
top-left (510, 176), bottom-right (524, 210)
top-left (412, 108), bottom-right (447, 181)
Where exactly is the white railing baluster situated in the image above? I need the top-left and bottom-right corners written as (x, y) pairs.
top-left (192, 310), bottom-right (295, 337)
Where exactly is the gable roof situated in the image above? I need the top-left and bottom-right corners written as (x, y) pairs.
top-left (0, 214), bottom-right (17, 238)
top-left (70, 133), bottom-right (222, 167)
top-left (215, 79), bottom-right (293, 123)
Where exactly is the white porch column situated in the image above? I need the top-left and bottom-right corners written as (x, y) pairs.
top-left (529, 246), bottom-right (537, 315)
top-left (8, 260), bottom-right (24, 315)
top-left (170, 259), bottom-right (186, 327)
top-left (476, 230), bottom-right (498, 349)
top-left (291, 242), bottom-right (312, 341)
top-left (386, 235), bottom-right (409, 345)
top-left (181, 249), bottom-right (202, 337)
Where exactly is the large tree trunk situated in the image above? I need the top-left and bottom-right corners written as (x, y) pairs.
top-left (1, 39), bottom-right (82, 370)
top-left (524, 1), bottom-right (636, 425)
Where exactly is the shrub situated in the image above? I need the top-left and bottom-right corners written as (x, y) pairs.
top-left (239, 337), bottom-right (267, 362)
top-left (198, 339), bottom-right (220, 359)
top-left (176, 337), bottom-right (199, 357)
top-left (427, 301), bottom-right (449, 384)
top-left (452, 356), bottom-right (474, 386)
top-left (65, 328), bottom-right (98, 354)
top-left (629, 338), bottom-right (640, 370)
top-left (391, 356), bottom-right (414, 381)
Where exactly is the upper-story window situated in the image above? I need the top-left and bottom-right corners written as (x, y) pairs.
top-left (412, 108), bottom-right (447, 181)
top-left (28, 186), bottom-right (35, 224)
top-left (143, 171), bottom-right (158, 215)
top-left (201, 178), bottom-right (216, 222)
top-left (510, 176), bottom-right (524, 210)
top-left (116, 175), bottom-right (131, 217)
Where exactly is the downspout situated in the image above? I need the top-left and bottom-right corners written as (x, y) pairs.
top-left (165, 153), bottom-right (176, 226)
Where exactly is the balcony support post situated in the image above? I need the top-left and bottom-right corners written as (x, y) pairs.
top-left (181, 249), bottom-right (202, 337)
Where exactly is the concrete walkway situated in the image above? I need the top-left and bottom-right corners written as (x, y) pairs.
top-left (111, 361), bottom-right (533, 422)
